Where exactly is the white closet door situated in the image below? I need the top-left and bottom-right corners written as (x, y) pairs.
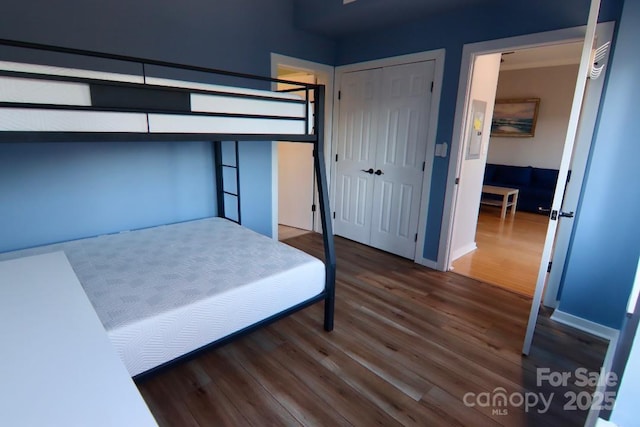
top-left (334, 68), bottom-right (381, 244)
top-left (370, 61), bottom-right (435, 259)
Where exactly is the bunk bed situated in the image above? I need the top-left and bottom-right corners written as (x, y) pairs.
top-left (0, 39), bottom-right (336, 378)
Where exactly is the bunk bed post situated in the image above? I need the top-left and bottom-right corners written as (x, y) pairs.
top-left (234, 141), bottom-right (241, 225)
top-left (313, 85), bottom-right (336, 332)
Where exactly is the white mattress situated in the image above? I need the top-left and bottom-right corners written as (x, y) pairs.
top-left (0, 218), bottom-right (325, 376)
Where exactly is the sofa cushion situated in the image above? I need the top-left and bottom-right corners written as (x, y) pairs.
top-left (519, 188), bottom-right (555, 212)
top-left (493, 165), bottom-right (533, 186)
top-left (484, 163), bottom-right (497, 183)
top-left (532, 167), bottom-right (560, 190)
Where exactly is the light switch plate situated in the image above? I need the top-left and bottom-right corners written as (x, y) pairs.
top-left (435, 142), bottom-right (448, 158)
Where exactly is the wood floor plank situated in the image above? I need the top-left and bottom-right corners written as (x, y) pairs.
top-left (451, 208), bottom-right (549, 296)
top-left (420, 386), bottom-right (502, 427)
top-left (338, 275), bottom-right (526, 370)
top-left (137, 376), bottom-right (203, 427)
top-left (254, 329), bottom-right (403, 427)
top-left (137, 233), bottom-right (608, 427)
top-left (294, 311), bottom-right (434, 401)
top-left (275, 320), bottom-right (443, 426)
top-left (197, 349), bottom-right (302, 426)
top-left (184, 382), bottom-right (251, 427)
top-left (224, 338), bottom-right (353, 426)
top-left (293, 303), bottom-right (533, 426)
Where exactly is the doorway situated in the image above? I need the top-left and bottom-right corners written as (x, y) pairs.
top-left (270, 54), bottom-right (335, 241)
top-left (449, 43), bottom-right (584, 297)
top-left (441, 18), bottom-right (615, 354)
top-left (277, 67), bottom-right (316, 237)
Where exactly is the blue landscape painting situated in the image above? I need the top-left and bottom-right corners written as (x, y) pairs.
top-left (491, 99), bottom-right (539, 137)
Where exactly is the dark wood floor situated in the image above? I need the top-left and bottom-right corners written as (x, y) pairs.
top-left (137, 233), bottom-right (607, 427)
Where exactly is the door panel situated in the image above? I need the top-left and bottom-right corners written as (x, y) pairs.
top-left (334, 69), bottom-right (381, 244)
top-left (522, 0), bottom-right (601, 355)
top-left (542, 23), bottom-right (615, 307)
top-left (370, 61), bottom-right (435, 258)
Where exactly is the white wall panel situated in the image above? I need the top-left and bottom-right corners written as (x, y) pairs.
top-left (0, 60), bottom-right (143, 83)
top-left (147, 77), bottom-right (302, 100)
top-left (191, 93), bottom-right (305, 118)
top-left (0, 76), bottom-right (91, 106)
top-left (0, 108), bottom-right (148, 132)
top-left (148, 114), bottom-right (305, 135)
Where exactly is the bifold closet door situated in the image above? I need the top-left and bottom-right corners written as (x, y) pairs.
top-left (369, 61), bottom-right (435, 259)
top-left (333, 68), bottom-right (381, 244)
top-left (334, 61), bottom-right (434, 259)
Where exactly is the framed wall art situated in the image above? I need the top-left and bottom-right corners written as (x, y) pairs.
top-left (490, 98), bottom-right (540, 137)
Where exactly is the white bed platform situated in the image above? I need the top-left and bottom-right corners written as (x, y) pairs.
top-left (0, 253), bottom-right (158, 426)
top-left (0, 217), bottom-right (325, 377)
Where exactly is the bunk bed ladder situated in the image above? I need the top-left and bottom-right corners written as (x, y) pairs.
top-left (213, 141), bottom-right (242, 224)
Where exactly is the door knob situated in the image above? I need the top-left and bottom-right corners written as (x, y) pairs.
top-left (559, 211), bottom-right (575, 218)
top-left (374, 169), bottom-right (384, 176)
top-left (360, 168), bottom-right (374, 174)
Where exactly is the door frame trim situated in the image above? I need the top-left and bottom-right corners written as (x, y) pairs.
top-left (270, 54), bottom-right (335, 238)
top-left (438, 24), bottom-right (597, 272)
top-left (333, 49), bottom-right (445, 267)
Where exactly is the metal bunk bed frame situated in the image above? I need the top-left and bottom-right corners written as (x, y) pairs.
top-left (0, 39), bottom-right (336, 374)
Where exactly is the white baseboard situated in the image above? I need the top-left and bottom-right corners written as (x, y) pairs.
top-left (551, 310), bottom-right (619, 427)
top-left (595, 418), bottom-right (618, 427)
top-left (585, 332), bottom-right (620, 427)
top-left (550, 309), bottom-right (619, 341)
top-left (415, 257), bottom-right (438, 270)
top-left (450, 243), bottom-right (477, 263)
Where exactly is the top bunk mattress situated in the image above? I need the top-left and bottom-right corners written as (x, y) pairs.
top-left (0, 217), bottom-right (325, 375)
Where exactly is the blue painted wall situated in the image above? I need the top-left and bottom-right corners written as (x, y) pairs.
top-left (335, 0), bottom-right (623, 260)
top-left (557, 0), bottom-right (640, 329)
top-left (0, 0), bottom-right (335, 76)
top-left (0, 142), bottom-right (215, 252)
top-left (0, 0), bottom-right (335, 250)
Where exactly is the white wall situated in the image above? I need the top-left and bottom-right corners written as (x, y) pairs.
top-left (487, 64), bottom-right (579, 169)
top-left (450, 53), bottom-right (501, 262)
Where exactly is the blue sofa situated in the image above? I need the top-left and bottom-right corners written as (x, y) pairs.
top-left (483, 164), bottom-right (559, 214)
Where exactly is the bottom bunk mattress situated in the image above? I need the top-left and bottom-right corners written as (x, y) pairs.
top-left (0, 217), bottom-right (325, 376)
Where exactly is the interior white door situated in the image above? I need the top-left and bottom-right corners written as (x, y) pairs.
top-left (334, 68), bottom-right (381, 243)
top-left (522, 0), bottom-right (601, 355)
top-left (542, 22), bottom-right (615, 308)
top-left (370, 62), bottom-right (435, 258)
top-left (278, 73), bottom-right (316, 231)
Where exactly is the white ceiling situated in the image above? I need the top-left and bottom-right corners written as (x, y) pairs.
top-left (499, 42), bottom-right (583, 71)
